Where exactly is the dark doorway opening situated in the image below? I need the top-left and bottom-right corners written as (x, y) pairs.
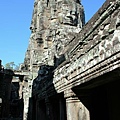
top-left (73, 77), bottom-right (120, 120)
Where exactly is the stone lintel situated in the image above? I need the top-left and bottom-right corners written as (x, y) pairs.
top-left (14, 71), bottom-right (30, 76)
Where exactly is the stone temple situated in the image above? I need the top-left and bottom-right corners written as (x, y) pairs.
top-left (1, 0), bottom-right (120, 120)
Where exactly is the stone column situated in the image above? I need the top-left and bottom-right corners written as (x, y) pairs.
top-left (23, 80), bottom-right (30, 120)
top-left (64, 89), bottom-right (90, 120)
top-left (23, 73), bottom-right (33, 120)
top-left (19, 76), bottom-right (24, 99)
top-left (23, 95), bottom-right (29, 120)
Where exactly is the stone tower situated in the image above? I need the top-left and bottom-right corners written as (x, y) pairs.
top-left (23, 0), bottom-right (85, 75)
top-left (22, 0), bottom-right (85, 119)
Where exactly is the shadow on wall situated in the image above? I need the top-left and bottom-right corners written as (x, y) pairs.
top-left (0, 64), bottom-right (24, 119)
top-left (28, 64), bottom-right (56, 120)
top-left (32, 64), bottom-right (54, 94)
top-left (27, 59), bottom-right (67, 120)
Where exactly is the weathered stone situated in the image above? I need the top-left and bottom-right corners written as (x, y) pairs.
top-left (18, 0), bottom-right (120, 120)
top-left (24, 0), bottom-right (85, 71)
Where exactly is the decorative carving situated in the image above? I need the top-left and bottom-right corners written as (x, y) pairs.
top-left (23, 0), bottom-right (85, 72)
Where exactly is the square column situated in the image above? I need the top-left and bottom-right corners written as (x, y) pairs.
top-left (64, 89), bottom-right (90, 120)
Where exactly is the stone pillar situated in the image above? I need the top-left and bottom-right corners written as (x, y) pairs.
top-left (19, 76), bottom-right (24, 99)
top-left (23, 73), bottom-right (33, 120)
top-left (23, 80), bottom-right (30, 120)
top-left (64, 89), bottom-right (90, 120)
top-left (23, 95), bottom-right (29, 120)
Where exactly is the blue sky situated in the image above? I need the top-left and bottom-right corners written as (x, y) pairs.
top-left (0, 0), bottom-right (105, 66)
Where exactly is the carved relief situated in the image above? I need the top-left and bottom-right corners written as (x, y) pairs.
top-left (24, 0), bottom-right (85, 71)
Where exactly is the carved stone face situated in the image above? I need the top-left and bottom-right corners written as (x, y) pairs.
top-left (62, 5), bottom-right (78, 26)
